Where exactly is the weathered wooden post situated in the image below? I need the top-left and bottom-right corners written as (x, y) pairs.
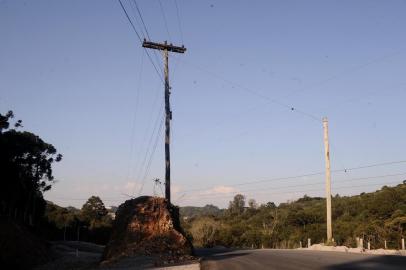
top-left (323, 117), bottom-right (333, 243)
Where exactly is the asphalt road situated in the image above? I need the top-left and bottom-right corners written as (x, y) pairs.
top-left (197, 248), bottom-right (406, 270)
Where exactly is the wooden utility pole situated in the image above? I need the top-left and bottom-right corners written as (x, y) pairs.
top-left (142, 40), bottom-right (186, 204)
top-left (323, 117), bottom-right (333, 243)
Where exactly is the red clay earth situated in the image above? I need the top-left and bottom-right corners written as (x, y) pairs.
top-left (101, 196), bottom-right (194, 267)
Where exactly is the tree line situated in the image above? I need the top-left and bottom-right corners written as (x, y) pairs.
top-left (0, 110), bottom-right (112, 244)
top-left (43, 196), bottom-right (113, 244)
top-left (181, 183), bottom-right (406, 250)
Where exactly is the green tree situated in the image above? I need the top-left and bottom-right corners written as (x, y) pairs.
top-left (189, 216), bottom-right (220, 247)
top-left (0, 110), bottom-right (62, 225)
top-left (385, 210), bottom-right (406, 248)
top-left (248, 199), bottom-right (258, 209)
top-left (228, 194), bottom-right (245, 214)
top-left (81, 196), bottom-right (110, 229)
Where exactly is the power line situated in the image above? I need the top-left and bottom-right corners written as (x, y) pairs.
top-left (125, 51), bottom-right (144, 188)
top-left (175, 57), bottom-right (322, 122)
top-left (48, 175), bottom-right (406, 204)
top-left (47, 197), bottom-right (127, 203)
top-left (132, 102), bottom-right (164, 195)
top-left (128, 81), bottom-right (163, 194)
top-left (174, 0), bottom-right (184, 44)
top-left (117, 0), bottom-right (164, 83)
top-left (158, 0), bottom-right (172, 41)
top-left (138, 116), bottom-right (165, 195)
top-left (47, 180), bottom-right (404, 206)
top-left (128, 84), bottom-right (162, 195)
top-left (118, 0), bottom-right (143, 41)
top-left (178, 172), bottom-right (324, 195)
top-left (127, 0), bottom-right (147, 39)
top-left (123, 0), bottom-right (183, 198)
top-left (133, 0), bottom-right (183, 95)
top-left (176, 159), bottom-right (406, 195)
top-left (119, 0), bottom-right (184, 201)
top-left (335, 160), bottom-right (406, 173)
top-left (131, 0), bottom-right (164, 76)
top-left (282, 49), bottom-right (404, 100)
top-left (132, 0), bottom-right (152, 40)
top-left (48, 180), bottom-right (404, 205)
top-left (129, 50), bottom-right (183, 197)
top-left (118, 0), bottom-right (166, 193)
top-left (179, 181), bottom-right (405, 203)
top-left (179, 172), bottom-right (406, 200)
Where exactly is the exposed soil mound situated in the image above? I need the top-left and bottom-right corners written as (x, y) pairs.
top-left (101, 196), bottom-right (194, 266)
top-left (0, 218), bottom-right (51, 269)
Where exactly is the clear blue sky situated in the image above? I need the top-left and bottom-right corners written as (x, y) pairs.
top-left (1, 0), bottom-right (406, 208)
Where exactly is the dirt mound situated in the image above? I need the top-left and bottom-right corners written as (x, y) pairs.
top-left (101, 196), bottom-right (194, 266)
top-left (0, 218), bottom-right (51, 269)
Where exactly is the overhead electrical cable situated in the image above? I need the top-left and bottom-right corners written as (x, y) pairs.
top-left (175, 57), bottom-right (322, 122)
top-left (117, 0), bottom-right (164, 83)
top-left (176, 159), bottom-right (406, 196)
top-left (178, 172), bottom-right (406, 200)
top-left (50, 177), bottom-right (406, 205)
top-left (125, 51), bottom-right (144, 188)
top-left (138, 116), bottom-right (165, 195)
top-left (174, 0), bottom-right (184, 44)
top-left (132, 0), bottom-right (152, 40)
top-left (131, 103), bottom-right (164, 195)
top-left (179, 181), bottom-right (404, 202)
top-left (131, 0), bottom-right (164, 75)
top-left (158, 0), bottom-right (172, 41)
top-left (283, 49), bottom-right (404, 99)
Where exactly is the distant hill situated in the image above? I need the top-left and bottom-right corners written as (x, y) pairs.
top-left (180, 204), bottom-right (223, 218)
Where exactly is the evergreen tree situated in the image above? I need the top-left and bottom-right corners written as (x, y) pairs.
top-left (0, 111), bottom-right (62, 225)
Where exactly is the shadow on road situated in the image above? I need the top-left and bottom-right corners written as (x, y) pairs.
top-left (201, 251), bottom-right (250, 261)
top-left (326, 255), bottom-right (406, 270)
top-left (196, 247), bottom-right (236, 257)
top-left (196, 247), bottom-right (251, 268)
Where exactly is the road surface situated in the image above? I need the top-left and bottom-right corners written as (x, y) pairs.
top-left (197, 248), bottom-right (406, 270)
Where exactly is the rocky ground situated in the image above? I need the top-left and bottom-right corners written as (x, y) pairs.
top-left (101, 196), bottom-right (195, 267)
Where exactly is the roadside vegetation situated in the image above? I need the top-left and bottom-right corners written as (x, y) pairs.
top-left (181, 183), bottom-right (406, 250)
top-left (43, 196), bottom-right (113, 244)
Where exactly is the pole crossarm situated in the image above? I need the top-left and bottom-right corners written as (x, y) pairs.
top-left (142, 39), bottom-right (186, 53)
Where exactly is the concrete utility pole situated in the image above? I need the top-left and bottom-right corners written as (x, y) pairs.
top-left (142, 40), bottom-right (186, 204)
top-left (323, 117), bottom-right (333, 243)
